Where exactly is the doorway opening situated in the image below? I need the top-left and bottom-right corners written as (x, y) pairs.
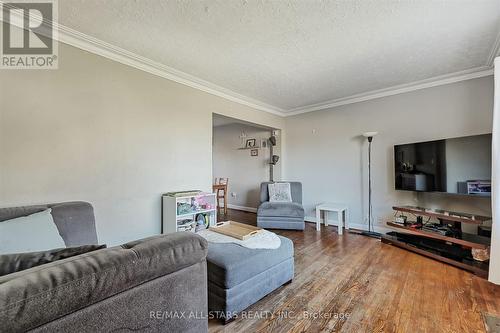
top-left (212, 113), bottom-right (281, 217)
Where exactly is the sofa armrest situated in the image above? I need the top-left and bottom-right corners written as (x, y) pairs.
top-left (0, 232), bottom-right (207, 333)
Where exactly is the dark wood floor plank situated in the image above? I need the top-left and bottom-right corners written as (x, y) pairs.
top-left (209, 209), bottom-right (500, 333)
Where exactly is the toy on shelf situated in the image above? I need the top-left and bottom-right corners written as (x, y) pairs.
top-left (163, 191), bottom-right (217, 234)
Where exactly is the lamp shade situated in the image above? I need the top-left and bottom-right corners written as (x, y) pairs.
top-left (362, 131), bottom-right (378, 138)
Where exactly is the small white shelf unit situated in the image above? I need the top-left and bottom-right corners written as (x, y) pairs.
top-left (162, 192), bottom-right (217, 234)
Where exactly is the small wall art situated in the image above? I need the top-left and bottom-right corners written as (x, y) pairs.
top-left (245, 138), bottom-right (257, 148)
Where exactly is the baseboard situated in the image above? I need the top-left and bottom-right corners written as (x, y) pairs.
top-left (304, 216), bottom-right (390, 233)
top-left (226, 204), bottom-right (258, 213)
top-left (347, 223), bottom-right (391, 234)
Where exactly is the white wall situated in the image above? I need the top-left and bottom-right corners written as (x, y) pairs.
top-left (213, 123), bottom-right (280, 209)
top-left (0, 43), bottom-right (284, 246)
top-left (285, 76), bottom-right (494, 230)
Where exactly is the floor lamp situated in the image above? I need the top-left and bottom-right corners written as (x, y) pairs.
top-left (361, 131), bottom-right (382, 239)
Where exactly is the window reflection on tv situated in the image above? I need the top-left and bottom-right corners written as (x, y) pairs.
top-left (394, 134), bottom-right (492, 196)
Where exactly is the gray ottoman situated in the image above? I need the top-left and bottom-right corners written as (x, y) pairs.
top-left (207, 236), bottom-right (294, 323)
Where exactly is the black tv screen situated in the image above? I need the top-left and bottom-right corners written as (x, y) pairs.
top-left (394, 134), bottom-right (492, 196)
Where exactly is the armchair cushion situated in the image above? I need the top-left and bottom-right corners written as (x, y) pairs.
top-left (260, 182), bottom-right (302, 204)
top-left (257, 202), bottom-right (305, 218)
top-left (268, 183), bottom-right (292, 202)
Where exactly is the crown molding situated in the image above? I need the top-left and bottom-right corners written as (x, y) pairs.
top-left (55, 25), bottom-right (287, 117)
top-left (0, 2), bottom-right (284, 116)
top-left (40, 27), bottom-right (500, 118)
top-left (284, 67), bottom-right (494, 116)
top-left (0, 1), bottom-right (496, 118)
top-left (54, 26), bottom-right (496, 118)
top-left (487, 28), bottom-right (500, 66)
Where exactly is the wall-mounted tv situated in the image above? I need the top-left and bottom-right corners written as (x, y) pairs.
top-left (394, 134), bottom-right (492, 196)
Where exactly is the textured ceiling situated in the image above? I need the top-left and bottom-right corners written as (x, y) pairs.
top-left (59, 1), bottom-right (500, 113)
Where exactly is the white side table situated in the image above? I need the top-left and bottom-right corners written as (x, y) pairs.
top-left (315, 203), bottom-right (349, 234)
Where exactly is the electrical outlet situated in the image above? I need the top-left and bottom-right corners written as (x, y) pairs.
top-left (231, 192), bottom-right (237, 197)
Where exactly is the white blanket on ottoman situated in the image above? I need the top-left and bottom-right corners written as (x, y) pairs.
top-left (197, 228), bottom-right (281, 249)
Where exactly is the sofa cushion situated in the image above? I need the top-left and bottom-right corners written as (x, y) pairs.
top-left (207, 235), bottom-right (293, 289)
top-left (0, 202), bottom-right (98, 247)
top-left (0, 209), bottom-right (65, 254)
top-left (0, 244), bottom-right (106, 277)
top-left (257, 202), bottom-right (305, 218)
top-left (49, 202), bottom-right (98, 247)
top-left (0, 233), bottom-right (208, 333)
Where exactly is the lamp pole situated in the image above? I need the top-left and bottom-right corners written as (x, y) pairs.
top-left (361, 132), bottom-right (381, 239)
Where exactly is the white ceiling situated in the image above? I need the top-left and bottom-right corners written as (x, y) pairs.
top-left (59, 1), bottom-right (500, 115)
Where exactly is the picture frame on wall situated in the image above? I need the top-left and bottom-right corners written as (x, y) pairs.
top-left (250, 149), bottom-right (258, 156)
top-left (245, 138), bottom-right (256, 148)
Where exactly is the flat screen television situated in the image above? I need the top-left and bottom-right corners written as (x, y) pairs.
top-left (394, 134), bottom-right (492, 196)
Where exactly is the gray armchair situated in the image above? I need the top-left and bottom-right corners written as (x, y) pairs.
top-left (257, 182), bottom-right (305, 230)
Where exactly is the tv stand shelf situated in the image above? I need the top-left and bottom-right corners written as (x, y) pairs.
top-left (386, 222), bottom-right (490, 249)
top-left (384, 205), bottom-right (491, 278)
top-left (381, 234), bottom-right (489, 278)
top-left (392, 206), bottom-right (491, 225)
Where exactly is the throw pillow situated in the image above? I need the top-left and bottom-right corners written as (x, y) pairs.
top-left (0, 208), bottom-right (66, 254)
top-left (268, 182), bottom-right (292, 202)
top-left (0, 244), bottom-right (106, 276)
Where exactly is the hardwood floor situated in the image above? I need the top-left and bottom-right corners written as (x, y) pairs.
top-left (210, 209), bottom-right (500, 333)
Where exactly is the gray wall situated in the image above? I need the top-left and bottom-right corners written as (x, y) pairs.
top-left (0, 43), bottom-right (284, 246)
top-left (284, 76), bottom-right (493, 229)
top-left (445, 134), bottom-right (491, 193)
top-left (213, 123), bottom-right (280, 209)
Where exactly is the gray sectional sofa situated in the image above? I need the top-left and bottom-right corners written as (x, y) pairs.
top-left (0, 202), bottom-right (208, 333)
